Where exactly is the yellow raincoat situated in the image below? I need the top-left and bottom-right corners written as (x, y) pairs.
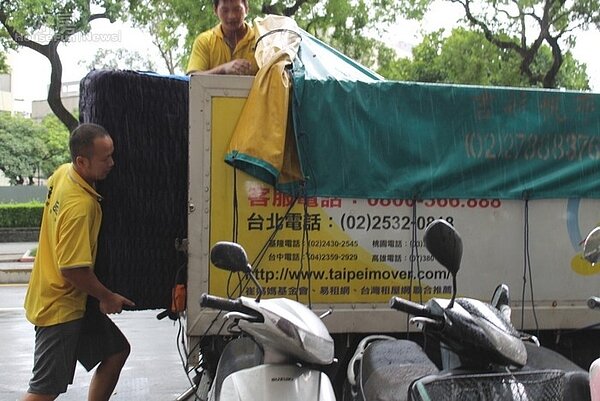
top-left (226, 15), bottom-right (303, 186)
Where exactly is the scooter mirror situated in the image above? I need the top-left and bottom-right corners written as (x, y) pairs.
top-left (583, 226), bottom-right (600, 266)
top-left (210, 241), bottom-right (251, 273)
top-left (423, 219), bottom-right (462, 277)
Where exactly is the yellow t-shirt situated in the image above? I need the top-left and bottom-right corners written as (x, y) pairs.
top-left (186, 22), bottom-right (258, 74)
top-left (24, 163), bottom-right (103, 327)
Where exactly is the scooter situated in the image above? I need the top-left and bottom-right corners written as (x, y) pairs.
top-left (582, 227), bottom-right (600, 401)
top-left (198, 241), bottom-right (337, 401)
top-left (346, 219), bottom-right (590, 401)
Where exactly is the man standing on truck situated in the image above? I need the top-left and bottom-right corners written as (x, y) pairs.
top-left (186, 0), bottom-right (258, 75)
top-left (22, 123), bottom-right (135, 401)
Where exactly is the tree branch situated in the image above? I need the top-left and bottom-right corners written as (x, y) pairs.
top-left (454, 0), bottom-right (525, 56)
top-left (0, 9), bottom-right (48, 56)
top-left (0, 7), bottom-right (111, 131)
top-left (543, 34), bottom-right (562, 88)
top-left (89, 12), bottom-right (108, 23)
top-left (46, 39), bottom-right (78, 132)
top-left (261, 0), bottom-right (312, 17)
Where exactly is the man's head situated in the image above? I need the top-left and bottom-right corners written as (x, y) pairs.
top-left (70, 123), bottom-right (115, 184)
top-left (213, 0), bottom-right (248, 35)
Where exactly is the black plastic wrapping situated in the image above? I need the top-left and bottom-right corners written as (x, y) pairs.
top-left (79, 70), bottom-right (189, 309)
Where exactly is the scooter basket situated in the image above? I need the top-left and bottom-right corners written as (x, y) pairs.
top-left (410, 369), bottom-right (565, 401)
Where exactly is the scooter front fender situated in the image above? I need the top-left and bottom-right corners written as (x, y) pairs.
top-left (215, 364), bottom-right (336, 401)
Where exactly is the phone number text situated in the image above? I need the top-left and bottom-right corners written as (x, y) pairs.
top-left (465, 132), bottom-right (600, 161)
top-left (367, 198), bottom-right (502, 208)
top-left (340, 215), bottom-right (454, 232)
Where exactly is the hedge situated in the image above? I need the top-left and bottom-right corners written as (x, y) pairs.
top-left (0, 202), bottom-right (44, 228)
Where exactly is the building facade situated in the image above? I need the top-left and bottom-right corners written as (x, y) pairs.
top-left (31, 80), bottom-right (79, 121)
top-left (0, 73), bottom-right (13, 113)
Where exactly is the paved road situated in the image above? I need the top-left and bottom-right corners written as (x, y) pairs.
top-left (0, 284), bottom-right (194, 401)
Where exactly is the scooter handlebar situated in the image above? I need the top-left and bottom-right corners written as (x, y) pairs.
top-left (200, 293), bottom-right (262, 320)
top-left (389, 296), bottom-right (436, 319)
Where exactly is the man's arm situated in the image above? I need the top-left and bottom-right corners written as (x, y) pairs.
top-left (62, 267), bottom-right (135, 314)
top-left (188, 59), bottom-right (253, 75)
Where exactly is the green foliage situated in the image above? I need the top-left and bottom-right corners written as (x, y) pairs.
top-left (266, 0), bottom-right (422, 69)
top-left (0, 113), bottom-right (69, 185)
top-left (0, 202), bottom-right (43, 228)
top-left (129, 0), bottom-right (198, 73)
top-left (78, 47), bottom-right (158, 71)
top-left (0, 1), bottom-right (129, 130)
top-left (380, 28), bottom-right (590, 90)
top-left (40, 114), bottom-right (71, 176)
top-left (0, 113), bottom-right (47, 185)
top-left (0, 51), bottom-right (8, 73)
top-left (129, 0), bottom-right (208, 73)
top-left (128, 0), bottom-right (594, 89)
top-left (431, 0), bottom-right (600, 87)
top-left (129, 0), bottom-right (417, 73)
top-left (1, 0), bottom-right (125, 40)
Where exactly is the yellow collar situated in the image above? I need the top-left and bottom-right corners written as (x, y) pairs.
top-left (68, 164), bottom-right (103, 202)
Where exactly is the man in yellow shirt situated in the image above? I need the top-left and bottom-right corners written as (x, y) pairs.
top-left (186, 0), bottom-right (258, 75)
top-left (22, 123), bottom-right (135, 401)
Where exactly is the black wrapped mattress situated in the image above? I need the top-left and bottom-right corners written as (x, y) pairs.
top-left (79, 70), bottom-right (189, 310)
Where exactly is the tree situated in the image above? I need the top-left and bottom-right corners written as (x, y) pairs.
top-left (426, 0), bottom-right (600, 88)
top-left (379, 27), bottom-right (589, 89)
top-left (0, 113), bottom-right (69, 185)
top-left (260, 0), bottom-right (419, 68)
top-left (79, 47), bottom-right (157, 72)
top-left (129, 0), bottom-right (193, 74)
top-left (0, 50), bottom-right (8, 73)
top-left (0, 1), bottom-right (127, 131)
top-left (0, 28), bottom-right (12, 73)
top-left (0, 113), bottom-right (47, 185)
top-left (130, 0), bottom-right (419, 73)
top-left (39, 114), bottom-right (71, 177)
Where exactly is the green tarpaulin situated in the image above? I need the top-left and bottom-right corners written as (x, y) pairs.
top-left (292, 79), bottom-right (600, 199)
top-left (228, 22), bottom-right (600, 200)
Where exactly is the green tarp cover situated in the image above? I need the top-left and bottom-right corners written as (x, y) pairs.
top-left (291, 78), bottom-right (600, 200)
top-left (228, 27), bottom-right (600, 200)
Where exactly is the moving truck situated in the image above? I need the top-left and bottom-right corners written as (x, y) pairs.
top-left (81, 27), bottom-right (600, 392)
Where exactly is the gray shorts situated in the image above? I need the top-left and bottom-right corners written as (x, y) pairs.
top-left (28, 300), bottom-right (129, 395)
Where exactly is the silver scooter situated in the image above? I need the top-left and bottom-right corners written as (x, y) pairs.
top-left (199, 241), bottom-right (337, 401)
top-left (582, 227), bottom-right (600, 401)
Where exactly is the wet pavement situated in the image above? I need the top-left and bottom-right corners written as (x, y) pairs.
top-left (0, 284), bottom-right (194, 401)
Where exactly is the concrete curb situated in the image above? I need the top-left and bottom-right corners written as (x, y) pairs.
top-left (0, 245), bottom-right (35, 284)
top-left (0, 267), bottom-right (31, 284)
top-left (0, 228), bottom-right (39, 243)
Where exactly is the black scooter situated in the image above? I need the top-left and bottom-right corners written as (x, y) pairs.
top-left (345, 219), bottom-right (590, 401)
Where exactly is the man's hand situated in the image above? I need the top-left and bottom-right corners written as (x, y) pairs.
top-left (188, 59), bottom-right (256, 76)
top-left (221, 59), bottom-right (254, 75)
top-left (99, 292), bottom-right (136, 314)
top-left (62, 266), bottom-right (137, 314)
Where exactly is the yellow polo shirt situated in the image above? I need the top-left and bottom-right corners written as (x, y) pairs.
top-left (186, 22), bottom-right (258, 74)
top-left (24, 163), bottom-right (103, 327)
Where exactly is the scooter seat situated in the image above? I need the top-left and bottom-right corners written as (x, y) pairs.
top-left (361, 339), bottom-right (438, 401)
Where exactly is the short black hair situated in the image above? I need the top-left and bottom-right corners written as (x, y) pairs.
top-left (213, 0), bottom-right (249, 9)
top-left (69, 123), bottom-right (110, 162)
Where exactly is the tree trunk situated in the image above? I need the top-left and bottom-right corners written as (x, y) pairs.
top-left (0, 9), bottom-right (92, 133)
top-left (47, 40), bottom-right (79, 132)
